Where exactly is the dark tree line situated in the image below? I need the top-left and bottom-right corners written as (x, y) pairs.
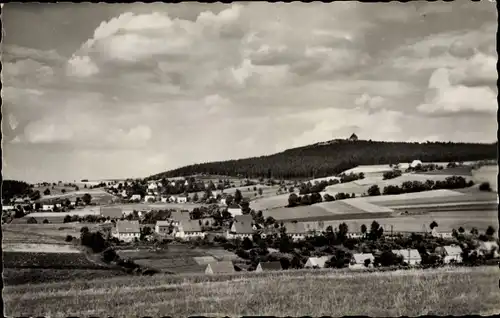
top-left (148, 140), bottom-right (497, 180)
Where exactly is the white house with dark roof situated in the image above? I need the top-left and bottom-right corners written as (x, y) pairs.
top-left (226, 214), bottom-right (254, 240)
top-left (392, 249), bottom-right (421, 265)
top-left (155, 220), bottom-right (172, 235)
top-left (349, 253), bottom-right (375, 269)
top-left (144, 195), bottom-right (156, 203)
top-left (130, 194), bottom-right (142, 202)
top-left (169, 211), bottom-right (191, 227)
top-left (177, 194), bottom-right (188, 203)
top-left (174, 220), bottom-right (205, 240)
top-left (205, 261), bottom-right (235, 274)
top-left (112, 220), bottom-right (140, 242)
top-left (283, 222), bottom-right (308, 241)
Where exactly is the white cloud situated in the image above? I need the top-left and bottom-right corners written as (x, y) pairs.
top-left (66, 55), bottom-right (99, 77)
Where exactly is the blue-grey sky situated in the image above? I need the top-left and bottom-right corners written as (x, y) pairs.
top-left (1, 2), bottom-right (497, 182)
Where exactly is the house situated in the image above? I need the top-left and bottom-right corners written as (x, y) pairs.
top-left (174, 220), bottom-right (205, 240)
top-left (283, 222), bottom-right (308, 241)
top-left (431, 228), bottom-right (453, 239)
top-left (304, 256), bottom-right (331, 269)
top-left (184, 180), bottom-right (189, 186)
top-left (42, 204), bottom-right (53, 211)
top-left (130, 194), bottom-right (142, 202)
top-left (205, 261), bottom-right (235, 274)
top-left (435, 245), bottom-right (463, 264)
top-left (255, 261), bottom-right (283, 273)
top-left (112, 220), bottom-right (140, 242)
top-left (220, 197), bottom-right (227, 206)
top-left (148, 183), bottom-right (158, 190)
top-left (155, 220), bottom-right (172, 235)
top-left (2, 205), bottom-right (15, 211)
top-left (121, 190), bottom-right (128, 198)
top-left (100, 207), bottom-right (123, 219)
top-left (168, 195), bottom-right (178, 203)
top-left (349, 253), bottom-right (375, 269)
top-left (169, 211), bottom-right (191, 227)
top-left (410, 159), bottom-right (423, 168)
top-left (347, 232), bottom-right (364, 239)
top-left (160, 196), bottom-right (169, 203)
top-left (226, 215), bottom-right (254, 240)
top-left (348, 133), bottom-right (358, 141)
top-left (144, 195), bottom-right (156, 203)
top-left (177, 195), bottom-right (188, 204)
top-left (392, 249), bottom-right (422, 265)
top-left (227, 203), bottom-right (242, 216)
top-left (477, 241), bottom-right (500, 258)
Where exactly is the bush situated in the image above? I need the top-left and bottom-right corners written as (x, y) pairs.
top-left (479, 182), bottom-right (491, 192)
top-left (65, 235), bottom-right (73, 242)
top-left (383, 170), bottom-right (402, 180)
top-left (42, 219), bottom-right (49, 224)
top-left (367, 185), bottom-right (381, 196)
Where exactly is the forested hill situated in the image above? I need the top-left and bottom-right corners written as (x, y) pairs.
top-left (148, 140), bottom-right (498, 180)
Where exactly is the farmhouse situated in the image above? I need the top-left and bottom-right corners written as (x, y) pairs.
top-left (144, 195), bottom-right (156, 203)
top-left (410, 159), bottom-right (423, 168)
top-left (177, 194), bottom-right (188, 204)
top-left (227, 203), bottom-right (242, 216)
top-left (304, 256), bottom-right (330, 269)
top-left (112, 220), bottom-right (140, 242)
top-left (255, 261), bottom-right (283, 273)
top-left (349, 253), bottom-right (375, 269)
top-left (435, 245), bottom-right (463, 264)
top-left (226, 215), bottom-right (254, 240)
top-left (283, 222), bottom-right (308, 241)
top-left (42, 204), bottom-right (53, 211)
top-left (392, 249), bottom-right (422, 265)
top-left (100, 207), bottom-right (123, 219)
top-left (174, 220), bottom-right (205, 240)
top-left (130, 194), bottom-right (142, 202)
top-left (155, 220), bottom-right (172, 235)
top-left (205, 261), bottom-right (235, 274)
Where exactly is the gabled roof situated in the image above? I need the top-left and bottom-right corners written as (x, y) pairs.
top-left (206, 261), bottom-right (235, 274)
top-left (170, 211), bottom-right (191, 222)
top-left (100, 207), bottom-right (122, 218)
top-left (116, 220), bottom-right (140, 233)
top-left (352, 253), bottom-right (374, 264)
top-left (306, 256), bottom-right (330, 268)
top-left (258, 261), bottom-right (283, 271)
top-left (443, 245), bottom-right (462, 256)
top-left (392, 249), bottom-right (421, 260)
top-left (231, 215), bottom-right (254, 234)
top-left (156, 220), bottom-right (171, 226)
top-left (181, 220), bottom-right (202, 232)
top-left (283, 222), bottom-right (306, 234)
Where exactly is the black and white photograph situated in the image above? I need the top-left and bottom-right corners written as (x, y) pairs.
top-left (1, 1), bottom-right (499, 316)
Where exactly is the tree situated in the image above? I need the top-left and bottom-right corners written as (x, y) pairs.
top-left (82, 193), bottom-right (92, 205)
top-left (470, 227), bottom-right (479, 235)
top-left (43, 188), bottom-right (51, 196)
top-left (27, 217), bottom-right (37, 224)
top-left (479, 182), bottom-right (491, 192)
top-left (193, 192), bottom-right (199, 202)
top-left (361, 224), bottom-right (367, 235)
top-left (289, 187), bottom-right (294, 193)
top-left (234, 189), bottom-right (243, 204)
top-left (30, 190), bottom-right (41, 201)
top-left (323, 193), bottom-right (335, 202)
top-left (258, 188), bottom-right (263, 196)
top-left (61, 189), bottom-right (66, 194)
top-left (288, 193), bottom-right (300, 207)
top-left (486, 226), bottom-right (495, 237)
top-left (430, 221), bottom-right (438, 230)
top-left (458, 227), bottom-right (465, 234)
top-left (367, 185), bottom-right (381, 196)
top-left (337, 223), bottom-right (349, 241)
top-left (364, 258), bottom-right (371, 267)
top-left (63, 215), bottom-right (72, 223)
top-left (242, 237), bottom-right (253, 250)
top-left (43, 219), bottom-right (49, 224)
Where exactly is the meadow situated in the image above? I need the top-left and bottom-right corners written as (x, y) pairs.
top-left (4, 266), bottom-right (499, 316)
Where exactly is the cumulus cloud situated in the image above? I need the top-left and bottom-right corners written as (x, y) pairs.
top-left (66, 55), bottom-right (99, 77)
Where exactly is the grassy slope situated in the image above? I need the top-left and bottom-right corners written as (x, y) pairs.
top-left (4, 266), bottom-right (499, 316)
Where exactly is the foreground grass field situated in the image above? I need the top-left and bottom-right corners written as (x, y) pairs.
top-left (4, 266), bottom-right (499, 316)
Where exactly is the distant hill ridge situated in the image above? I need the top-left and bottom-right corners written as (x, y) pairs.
top-left (148, 139), bottom-right (498, 180)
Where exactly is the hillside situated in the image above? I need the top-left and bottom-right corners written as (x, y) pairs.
top-left (4, 266), bottom-right (499, 316)
top-left (148, 140), bottom-right (497, 180)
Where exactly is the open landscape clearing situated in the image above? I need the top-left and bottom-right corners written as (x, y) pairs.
top-left (2, 243), bottom-right (81, 253)
top-left (4, 266), bottom-right (499, 316)
top-left (302, 209), bottom-right (497, 233)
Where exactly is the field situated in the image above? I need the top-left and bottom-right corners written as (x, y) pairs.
top-left (4, 266), bottom-right (499, 316)
top-left (3, 223), bottom-right (100, 239)
top-left (302, 208), bottom-right (498, 233)
top-left (250, 193), bottom-right (294, 211)
top-left (472, 165), bottom-right (498, 191)
top-left (2, 268), bottom-right (128, 286)
top-left (39, 187), bottom-right (118, 204)
top-left (119, 202), bottom-right (205, 212)
top-left (116, 245), bottom-right (239, 274)
top-left (2, 251), bottom-right (109, 269)
top-left (2, 243), bottom-right (81, 253)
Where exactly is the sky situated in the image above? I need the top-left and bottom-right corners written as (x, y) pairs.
top-left (1, 2), bottom-right (498, 183)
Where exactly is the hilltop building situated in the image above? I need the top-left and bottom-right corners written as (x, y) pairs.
top-left (348, 133), bottom-right (358, 141)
